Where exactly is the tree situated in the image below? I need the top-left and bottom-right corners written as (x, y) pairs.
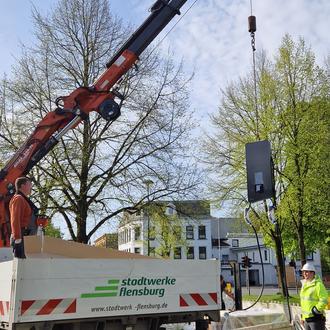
top-left (45, 222), bottom-right (63, 238)
top-left (148, 203), bottom-right (188, 258)
top-left (203, 49), bottom-right (290, 295)
top-left (0, 76), bottom-right (63, 239)
top-left (131, 200), bottom-right (208, 258)
top-left (272, 36), bottom-right (330, 264)
top-left (0, 76), bottom-right (24, 166)
top-left (1, 0), bottom-right (200, 243)
top-left (203, 35), bottom-right (329, 294)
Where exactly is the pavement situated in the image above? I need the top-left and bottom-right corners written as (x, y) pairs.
top-left (163, 287), bottom-right (329, 329)
top-left (239, 287), bottom-right (330, 329)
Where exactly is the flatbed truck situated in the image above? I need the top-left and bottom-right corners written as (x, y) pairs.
top-left (0, 237), bottom-right (220, 330)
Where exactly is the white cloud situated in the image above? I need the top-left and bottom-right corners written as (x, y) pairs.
top-left (159, 0), bottom-right (330, 122)
top-left (1, 0), bottom-right (329, 122)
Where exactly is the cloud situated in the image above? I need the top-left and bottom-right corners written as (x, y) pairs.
top-left (150, 0), bottom-right (330, 123)
top-left (1, 0), bottom-right (329, 122)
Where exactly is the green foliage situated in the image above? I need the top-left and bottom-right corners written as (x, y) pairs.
top-left (244, 290), bottom-right (330, 305)
top-left (204, 34), bottom-right (330, 265)
top-left (243, 293), bottom-right (300, 305)
top-left (320, 244), bottom-right (330, 273)
top-left (147, 204), bottom-right (188, 258)
top-left (273, 36), bottom-right (330, 257)
top-left (45, 221), bottom-right (63, 238)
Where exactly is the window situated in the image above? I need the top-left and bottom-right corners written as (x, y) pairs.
top-left (174, 247), bottom-right (182, 259)
top-left (307, 253), bottom-right (314, 261)
top-left (222, 254), bottom-right (229, 262)
top-left (187, 247), bottom-right (194, 259)
top-left (186, 225), bottom-right (194, 239)
top-left (124, 229), bottom-right (128, 243)
top-left (264, 249), bottom-right (268, 261)
top-left (199, 246), bottom-right (207, 259)
top-left (198, 226), bottom-right (206, 239)
top-left (134, 226), bottom-right (141, 240)
top-left (166, 203), bottom-right (176, 216)
top-left (134, 247), bottom-right (141, 254)
top-left (232, 239), bottom-right (239, 247)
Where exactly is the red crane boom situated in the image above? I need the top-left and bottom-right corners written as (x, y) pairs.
top-left (0, 0), bottom-right (188, 247)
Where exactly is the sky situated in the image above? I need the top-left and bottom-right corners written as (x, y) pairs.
top-left (1, 0), bottom-right (329, 121)
top-left (0, 0), bottom-right (329, 239)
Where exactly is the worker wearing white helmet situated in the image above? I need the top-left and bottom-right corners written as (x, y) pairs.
top-left (301, 263), bottom-right (316, 272)
top-left (300, 262), bottom-right (328, 330)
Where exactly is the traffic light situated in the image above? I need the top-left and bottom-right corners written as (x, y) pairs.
top-left (241, 256), bottom-right (247, 268)
top-left (241, 256), bottom-right (252, 268)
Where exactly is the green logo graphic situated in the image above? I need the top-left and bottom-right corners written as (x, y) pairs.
top-left (81, 279), bottom-right (120, 298)
top-left (81, 276), bottom-right (176, 299)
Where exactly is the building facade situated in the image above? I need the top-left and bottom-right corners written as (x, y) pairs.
top-left (220, 232), bottom-right (322, 286)
top-left (116, 200), bottom-right (322, 286)
top-left (118, 200), bottom-right (215, 259)
top-left (94, 233), bottom-right (118, 249)
top-left (220, 232), bottom-right (277, 286)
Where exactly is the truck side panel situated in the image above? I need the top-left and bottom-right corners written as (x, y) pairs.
top-left (0, 260), bottom-right (13, 324)
top-left (13, 258), bottom-right (220, 324)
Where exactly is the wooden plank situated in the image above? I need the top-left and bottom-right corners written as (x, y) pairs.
top-left (24, 236), bottom-right (151, 259)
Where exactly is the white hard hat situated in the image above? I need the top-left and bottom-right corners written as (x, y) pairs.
top-left (301, 263), bottom-right (316, 272)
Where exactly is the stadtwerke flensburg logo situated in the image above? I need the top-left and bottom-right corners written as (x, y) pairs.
top-left (81, 276), bottom-right (176, 298)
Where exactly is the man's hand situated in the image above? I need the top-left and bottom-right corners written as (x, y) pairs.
top-left (13, 240), bottom-right (26, 259)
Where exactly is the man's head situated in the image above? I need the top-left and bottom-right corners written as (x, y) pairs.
top-left (15, 177), bottom-right (32, 196)
top-left (301, 262), bottom-right (316, 281)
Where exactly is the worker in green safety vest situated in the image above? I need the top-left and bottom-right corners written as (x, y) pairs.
top-left (300, 262), bottom-right (328, 330)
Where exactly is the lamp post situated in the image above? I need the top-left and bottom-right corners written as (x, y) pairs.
top-left (143, 179), bottom-right (154, 256)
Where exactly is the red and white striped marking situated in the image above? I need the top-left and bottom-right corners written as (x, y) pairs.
top-left (180, 293), bottom-right (217, 307)
top-left (0, 301), bottom-right (9, 316)
top-left (21, 298), bottom-right (76, 316)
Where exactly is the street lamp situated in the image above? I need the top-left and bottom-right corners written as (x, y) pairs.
top-left (143, 179), bottom-right (154, 256)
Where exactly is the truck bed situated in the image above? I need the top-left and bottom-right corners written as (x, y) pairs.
top-left (0, 237), bottom-right (220, 329)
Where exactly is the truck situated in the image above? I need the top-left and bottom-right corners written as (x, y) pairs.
top-left (0, 0), bottom-right (221, 329)
top-left (0, 236), bottom-right (220, 330)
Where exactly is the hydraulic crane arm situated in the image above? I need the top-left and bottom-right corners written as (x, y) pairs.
top-left (0, 0), bottom-right (188, 247)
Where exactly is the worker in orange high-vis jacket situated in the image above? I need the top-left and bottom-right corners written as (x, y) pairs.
top-left (10, 177), bottom-right (38, 258)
